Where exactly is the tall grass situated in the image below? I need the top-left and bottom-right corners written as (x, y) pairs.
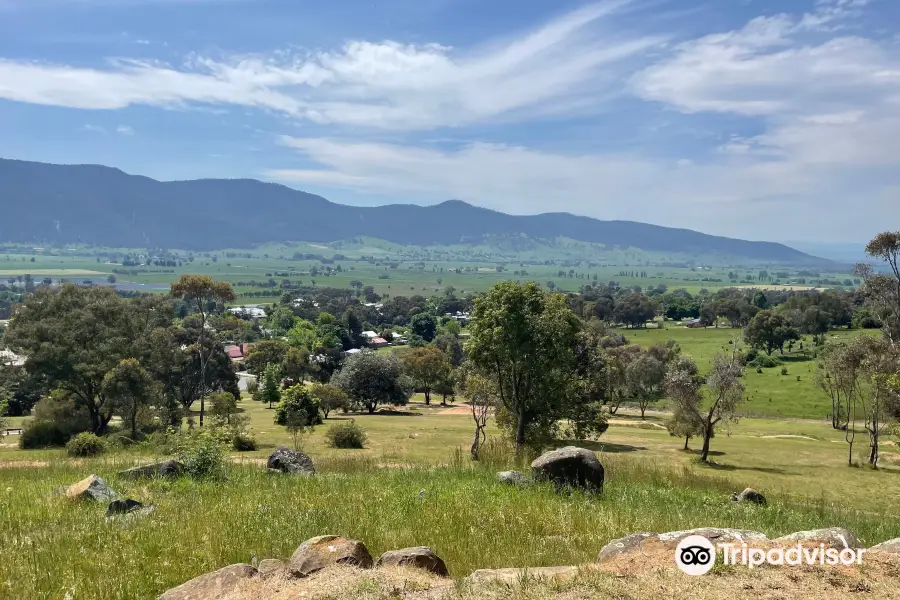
top-left (1, 451), bottom-right (899, 600)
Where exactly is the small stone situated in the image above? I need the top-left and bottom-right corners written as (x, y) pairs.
top-left (497, 471), bottom-right (529, 486)
top-left (106, 498), bottom-right (143, 517)
top-left (288, 535), bottom-right (373, 577)
top-left (732, 488), bottom-right (767, 505)
top-left (869, 538), bottom-right (900, 554)
top-left (66, 475), bottom-right (119, 503)
top-left (257, 559), bottom-right (284, 578)
top-left (157, 564), bottom-right (257, 600)
top-left (376, 547), bottom-right (449, 577)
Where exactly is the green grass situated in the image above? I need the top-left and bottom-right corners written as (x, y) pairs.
top-left (626, 326), bottom-right (875, 419)
top-left (2, 450), bottom-right (899, 600)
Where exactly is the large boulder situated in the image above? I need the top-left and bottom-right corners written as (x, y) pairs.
top-left (657, 528), bottom-right (768, 546)
top-left (597, 532), bottom-right (658, 563)
top-left (497, 471), bottom-right (529, 486)
top-left (157, 564), bottom-right (257, 600)
top-left (376, 547), bottom-right (449, 577)
top-left (119, 460), bottom-right (184, 480)
top-left (267, 447), bottom-right (315, 475)
top-left (288, 535), bottom-right (373, 577)
top-left (869, 538), bottom-right (900, 554)
top-left (732, 488), bottom-right (767, 506)
top-left (66, 475), bottom-right (119, 503)
top-left (531, 447), bottom-right (604, 492)
top-left (772, 528), bottom-right (862, 549)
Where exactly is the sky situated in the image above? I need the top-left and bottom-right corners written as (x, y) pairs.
top-left (0, 0), bottom-right (898, 244)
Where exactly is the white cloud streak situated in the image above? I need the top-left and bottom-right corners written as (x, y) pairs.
top-left (0, 1), bottom-right (661, 130)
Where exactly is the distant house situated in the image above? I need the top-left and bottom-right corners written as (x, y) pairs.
top-left (224, 343), bottom-right (250, 362)
top-left (684, 318), bottom-right (705, 328)
top-left (0, 348), bottom-right (24, 367)
top-left (390, 332), bottom-right (407, 344)
top-left (368, 337), bottom-right (389, 348)
top-left (345, 348), bottom-right (363, 356)
top-left (228, 306), bottom-right (267, 319)
top-left (361, 331), bottom-right (379, 339)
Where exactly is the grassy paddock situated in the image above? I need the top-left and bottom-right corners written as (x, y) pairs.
top-left (2, 451), bottom-right (899, 600)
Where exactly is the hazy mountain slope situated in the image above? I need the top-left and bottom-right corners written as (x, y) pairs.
top-left (0, 158), bottom-right (828, 264)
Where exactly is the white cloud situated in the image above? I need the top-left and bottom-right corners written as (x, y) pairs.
top-left (81, 124), bottom-right (106, 133)
top-left (0, 1), bottom-right (662, 130)
top-left (116, 125), bottom-right (135, 135)
top-left (267, 135), bottom-right (890, 241)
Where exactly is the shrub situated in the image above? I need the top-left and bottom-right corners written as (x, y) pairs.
top-left (174, 429), bottom-right (228, 479)
top-left (275, 385), bottom-right (323, 427)
top-left (231, 431), bottom-right (257, 451)
top-left (325, 420), bottom-right (368, 449)
top-left (756, 367), bottom-right (763, 374)
top-left (19, 421), bottom-right (69, 449)
top-left (749, 355), bottom-right (781, 369)
top-left (781, 367), bottom-right (789, 376)
top-left (65, 432), bottom-right (106, 457)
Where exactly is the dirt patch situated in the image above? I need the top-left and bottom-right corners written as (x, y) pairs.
top-left (761, 435), bottom-right (818, 441)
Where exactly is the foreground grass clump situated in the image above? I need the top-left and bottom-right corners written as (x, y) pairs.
top-left (2, 453), bottom-right (900, 600)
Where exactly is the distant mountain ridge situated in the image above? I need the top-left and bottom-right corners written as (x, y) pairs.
top-left (0, 158), bottom-right (828, 265)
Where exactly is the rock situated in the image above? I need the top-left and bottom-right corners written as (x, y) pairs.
top-left (772, 528), bottom-right (862, 549)
top-left (497, 471), bottom-right (529, 486)
top-left (869, 538), bottom-right (900, 554)
top-left (288, 535), bottom-right (373, 577)
top-left (257, 559), bottom-right (285, 578)
top-left (119, 460), bottom-right (185, 480)
top-left (106, 498), bottom-right (143, 516)
top-left (530, 447), bottom-right (604, 492)
top-left (266, 447), bottom-right (315, 475)
top-left (106, 505), bottom-right (156, 523)
top-left (657, 528), bottom-right (769, 546)
top-left (597, 532), bottom-right (658, 562)
top-left (466, 566), bottom-right (581, 585)
top-left (732, 488), bottom-right (767, 506)
top-left (376, 547), bottom-right (449, 577)
top-left (66, 475), bottom-right (119, 503)
top-left (157, 564), bottom-right (257, 600)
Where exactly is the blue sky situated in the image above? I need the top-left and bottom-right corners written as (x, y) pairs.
top-left (0, 0), bottom-right (898, 243)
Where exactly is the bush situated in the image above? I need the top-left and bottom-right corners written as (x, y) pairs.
top-left (756, 367), bottom-right (763, 374)
top-left (325, 420), bottom-right (368, 449)
top-left (749, 355), bottom-right (781, 369)
top-left (174, 429), bottom-right (228, 478)
top-left (65, 432), bottom-right (106, 457)
top-left (275, 385), bottom-right (323, 427)
top-left (781, 367), bottom-right (789, 376)
top-left (231, 432), bottom-right (257, 451)
top-left (19, 421), bottom-right (70, 449)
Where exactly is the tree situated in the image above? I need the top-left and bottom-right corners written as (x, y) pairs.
top-left (286, 318), bottom-right (318, 351)
top-left (5, 285), bottom-right (163, 434)
top-left (816, 342), bottom-right (856, 430)
top-left (456, 365), bottom-right (494, 460)
top-left (267, 306), bottom-right (297, 336)
top-left (744, 310), bottom-right (800, 356)
top-left (699, 351), bottom-right (746, 462)
top-left (433, 332), bottom-right (465, 367)
top-left (613, 293), bottom-right (656, 328)
top-left (665, 356), bottom-right (705, 450)
top-left (244, 340), bottom-right (289, 377)
top-left (308, 383), bottom-right (349, 418)
top-left (259, 363), bottom-right (283, 409)
top-left (626, 353), bottom-right (666, 419)
top-left (332, 350), bottom-right (410, 414)
top-left (605, 345), bottom-right (641, 414)
top-left (858, 231), bottom-right (900, 345)
top-left (282, 347), bottom-right (310, 386)
top-left (410, 313), bottom-right (438, 342)
top-left (101, 358), bottom-right (160, 440)
top-left (401, 346), bottom-right (451, 405)
top-left (170, 275), bottom-right (235, 426)
top-left (275, 385), bottom-right (321, 451)
top-left (208, 391), bottom-right (241, 427)
top-left (466, 281), bottom-right (580, 450)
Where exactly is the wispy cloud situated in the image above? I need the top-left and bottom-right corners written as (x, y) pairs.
top-left (0, 1), bottom-right (663, 130)
top-left (116, 125), bottom-right (135, 135)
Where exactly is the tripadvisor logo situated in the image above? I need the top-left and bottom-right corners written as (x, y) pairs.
top-left (675, 536), bottom-right (716, 576)
top-left (675, 535), bottom-right (867, 576)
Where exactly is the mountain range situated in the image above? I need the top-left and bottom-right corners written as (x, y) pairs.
top-left (0, 158), bottom-right (829, 265)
